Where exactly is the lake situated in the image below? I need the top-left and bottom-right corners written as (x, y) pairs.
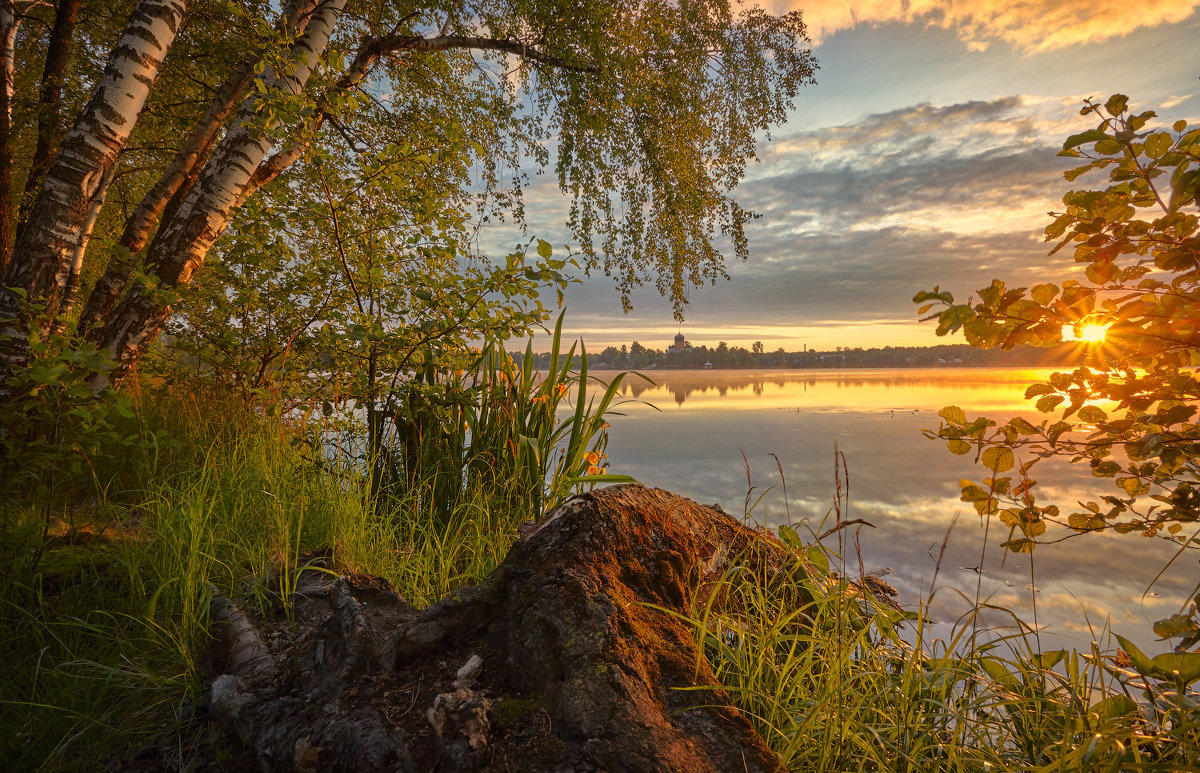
top-left (594, 367), bottom-right (1196, 653)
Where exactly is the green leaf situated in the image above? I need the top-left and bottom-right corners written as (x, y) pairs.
top-left (939, 405), bottom-right (967, 424)
top-left (1153, 613), bottom-right (1199, 641)
top-left (1077, 405), bottom-right (1107, 423)
top-left (1030, 650), bottom-right (1066, 670)
top-left (1062, 129), bottom-right (1108, 151)
top-left (1030, 283), bottom-right (1058, 305)
top-left (1035, 394), bottom-right (1065, 413)
top-left (1088, 695), bottom-right (1137, 722)
top-left (1144, 132), bottom-right (1172, 159)
top-left (1104, 94), bottom-right (1129, 116)
top-left (806, 545), bottom-right (830, 575)
top-left (1010, 417), bottom-right (1039, 434)
top-left (946, 438), bottom-right (971, 455)
top-left (979, 657), bottom-right (1018, 688)
top-left (1068, 513), bottom-right (1105, 531)
top-left (982, 446), bottom-right (1014, 473)
top-left (935, 305), bottom-right (973, 336)
top-left (777, 523), bottom-right (804, 550)
top-left (536, 239), bottom-right (553, 259)
top-left (1149, 652), bottom-right (1200, 686)
top-left (1115, 635), bottom-right (1157, 676)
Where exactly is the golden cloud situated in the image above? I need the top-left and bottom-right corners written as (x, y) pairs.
top-left (772, 0), bottom-right (1199, 53)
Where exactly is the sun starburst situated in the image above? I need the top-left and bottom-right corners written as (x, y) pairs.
top-left (1062, 323), bottom-right (1109, 343)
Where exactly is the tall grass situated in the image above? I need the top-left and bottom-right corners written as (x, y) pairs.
top-left (679, 462), bottom-right (1200, 771)
top-left (369, 311), bottom-right (640, 525)
top-left (1, 396), bottom-right (371, 767)
top-left (0, 319), bottom-right (638, 768)
top-left (6, 361), bottom-right (1197, 770)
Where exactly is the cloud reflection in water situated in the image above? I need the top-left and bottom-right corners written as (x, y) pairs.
top-left (592, 368), bottom-right (1195, 652)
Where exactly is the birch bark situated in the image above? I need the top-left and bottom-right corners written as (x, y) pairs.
top-left (96, 0), bottom-right (346, 383)
top-left (0, 0), bottom-right (18, 273)
top-left (0, 0), bottom-right (188, 379)
top-left (16, 0), bottom-right (80, 231)
top-left (76, 0), bottom-right (320, 336)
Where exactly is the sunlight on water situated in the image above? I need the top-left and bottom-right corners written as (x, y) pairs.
top-left (584, 367), bottom-right (1195, 653)
top-left (607, 367), bottom-right (1070, 412)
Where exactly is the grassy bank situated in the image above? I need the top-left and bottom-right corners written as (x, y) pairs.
top-left (683, 537), bottom-right (1200, 770)
top-left (0, 393), bottom-right (535, 768)
top-left (2, 392), bottom-right (1198, 770)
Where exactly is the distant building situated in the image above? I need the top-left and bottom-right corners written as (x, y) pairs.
top-left (668, 332), bottom-right (691, 353)
top-left (703, 360), bottom-right (714, 369)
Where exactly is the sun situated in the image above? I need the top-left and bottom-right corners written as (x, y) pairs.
top-left (1062, 322), bottom-right (1109, 343)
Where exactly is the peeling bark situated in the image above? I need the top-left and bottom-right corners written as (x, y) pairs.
top-left (159, 486), bottom-right (792, 772)
top-left (94, 0), bottom-right (346, 385)
top-left (77, 0), bottom-right (320, 338)
top-left (2, 0), bottom-right (606, 388)
top-left (0, 0), bottom-right (19, 274)
top-left (89, 17), bottom-right (606, 385)
top-left (53, 160), bottom-right (115, 329)
top-left (0, 0), bottom-right (187, 379)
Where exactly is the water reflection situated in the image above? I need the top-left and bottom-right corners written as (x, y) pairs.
top-left (594, 368), bottom-right (1196, 653)
top-left (613, 368), bottom-right (1059, 412)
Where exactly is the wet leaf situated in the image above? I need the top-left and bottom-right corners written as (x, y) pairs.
top-left (1154, 613), bottom-right (1199, 641)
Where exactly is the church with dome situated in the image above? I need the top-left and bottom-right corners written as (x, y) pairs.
top-left (668, 332), bottom-right (691, 353)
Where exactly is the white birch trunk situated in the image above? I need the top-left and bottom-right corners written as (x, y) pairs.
top-left (55, 162), bottom-right (117, 330)
top-left (77, 0), bottom-right (321, 336)
top-left (0, 0), bottom-right (188, 346)
top-left (96, 0), bottom-right (347, 383)
top-left (0, 1), bottom-right (21, 273)
top-left (0, 3), bottom-right (16, 125)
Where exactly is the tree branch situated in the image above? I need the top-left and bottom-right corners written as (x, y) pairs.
top-left (245, 28), bottom-right (597, 199)
top-left (383, 33), bottom-right (598, 73)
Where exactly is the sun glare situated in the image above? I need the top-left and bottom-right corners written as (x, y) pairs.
top-left (1062, 323), bottom-right (1109, 343)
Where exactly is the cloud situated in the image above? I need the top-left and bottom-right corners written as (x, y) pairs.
top-left (772, 0), bottom-right (1200, 54)
top-left (495, 95), bottom-right (1101, 348)
top-left (1162, 94), bottom-right (1196, 110)
top-left (748, 96), bottom-right (1079, 239)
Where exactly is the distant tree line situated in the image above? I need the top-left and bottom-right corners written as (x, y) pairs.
top-left (520, 341), bottom-right (1088, 371)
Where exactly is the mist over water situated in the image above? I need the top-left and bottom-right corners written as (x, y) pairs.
top-left (592, 368), bottom-right (1197, 653)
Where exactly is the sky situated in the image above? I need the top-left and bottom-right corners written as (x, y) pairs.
top-left (483, 1), bottom-right (1200, 353)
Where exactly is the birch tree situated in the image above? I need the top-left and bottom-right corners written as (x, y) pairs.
top-left (0, 0), bottom-right (817, 392)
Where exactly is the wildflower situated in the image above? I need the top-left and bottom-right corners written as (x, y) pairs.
top-left (584, 451), bottom-right (600, 466)
top-left (531, 395), bottom-right (546, 405)
top-left (554, 383), bottom-right (568, 398)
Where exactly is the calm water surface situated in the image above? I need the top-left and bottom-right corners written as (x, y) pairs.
top-left (594, 367), bottom-right (1197, 653)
